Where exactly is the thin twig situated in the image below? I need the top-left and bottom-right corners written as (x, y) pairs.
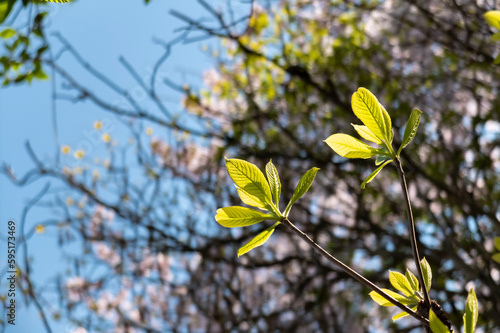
top-left (46, 60), bottom-right (211, 138)
top-left (281, 218), bottom-right (429, 327)
top-left (19, 183), bottom-right (53, 333)
top-left (394, 158), bottom-right (431, 307)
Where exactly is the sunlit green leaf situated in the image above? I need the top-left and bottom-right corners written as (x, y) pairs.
top-left (284, 167), bottom-right (319, 217)
top-left (236, 187), bottom-right (268, 210)
top-left (32, 67), bottom-right (49, 80)
top-left (215, 206), bottom-right (278, 228)
top-left (351, 87), bottom-right (391, 143)
top-left (389, 271), bottom-right (414, 297)
top-left (248, 11), bottom-right (269, 34)
top-left (463, 287), bottom-right (478, 333)
top-left (266, 159), bottom-right (281, 208)
top-left (494, 237), bottom-right (500, 251)
top-left (493, 253), bottom-right (500, 263)
top-left (0, 0), bottom-right (15, 24)
top-left (351, 124), bottom-right (382, 144)
top-left (430, 309), bottom-right (451, 333)
top-left (397, 109), bottom-right (422, 156)
top-left (238, 221), bottom-right (280, 256)
top-left (484, 11), bottom-right (500, 30)
top-left (324, 133), bottom-right (378, 159)
top-left (360, 159), bottom-right (392, 189)
top-left (405, 269), bottom-right (419, 293)
top-left (495, 53), bottom-right (500, 65)
top-left (369, 288), bottom-right (415, 307)
top-left (491, 32), bottom-right (500, 42)
top-left (420, 257), bottom-right (432, 292)
top-left (380, 104), bottom-right (392, 142)
top-left (226, 158), bottom-right (272, 208)
top-left (0, 28), bottom-right (15, 39)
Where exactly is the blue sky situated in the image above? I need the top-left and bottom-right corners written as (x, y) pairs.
top-left (0, 0), bottom-right (224, 331)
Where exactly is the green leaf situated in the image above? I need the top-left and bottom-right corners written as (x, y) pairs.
top-left (32, 67), bottom-right (49, 80)
top-left (392, 306), bottom-right (417, 322)
top-left (405, 269), bottom-right (419, 293)
top-left (351, 124), bottom-right (382, 144)
top-left (0, 28), bottom-right (15, 39)
top-left (324, 133), bottom-right (378, 159)
top-left (495, 53), bottom-right (500, 65)
top-left (484, 11), bottom-right (500, 30)
top-left (225, 158), bottom-right (272, 208)
top-left (430, 309), bottom-right (451, 333)
top-left (215, 206), bottom-right (278, 228)
top-left (493, 253), bottom-right (500, 263)
top-left (249, 11), bottom-right (269, 34)
top-left (238, 221), bottom-right (280, 256)
top-left (380, 104), bottom-right (393, 142)
top-left (0, 0), bottom-right (15, 24)
top-left (463, 288), bottom-right (478, 333)
top-left (369, 288), bottom-right (416, 307)
top-left (420, 257), bottom-right (432, 292)
top-left (389, 271), bottom-right (415, 297)
top-left (494, 237), bottom-right (500, 251)
top-left (397, 109), bottom-right (422, 156)
top-left (491, 32), bottom-right (500, 42)
top-left (375, 155), bottom-right (388, 165)
top-left (360, 159), bottom-right (392, 189)
top-left (10, 62), bottom-right (20, 71)
top-left (351, 87), bottom-right (391, 143)
top-left (236, 187), bottom-right (268, 210)
top-left (283, 167), bottom-right (319, 217)
top-left (266, 160), bottom-right (281, 208)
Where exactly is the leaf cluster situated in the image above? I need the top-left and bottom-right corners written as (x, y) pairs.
top-left (369, 258), bottom-right (431, 322)
top-left (0, 10), bottom-right (49, 85)
top-left (215, 158), bottom-right (318, 256)
top-left (0, 0), bottom-right (72, 25)
top-left (324, 87), bottom-right (421, 189)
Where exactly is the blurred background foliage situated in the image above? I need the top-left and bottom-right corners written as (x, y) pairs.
top-left (1, 0), bottom-right (500, 332)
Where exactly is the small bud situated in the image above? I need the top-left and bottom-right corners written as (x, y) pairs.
top-left (61, 145), bottom-right (70, 154)
top-left (74, 150), bottom-right (85, 159)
